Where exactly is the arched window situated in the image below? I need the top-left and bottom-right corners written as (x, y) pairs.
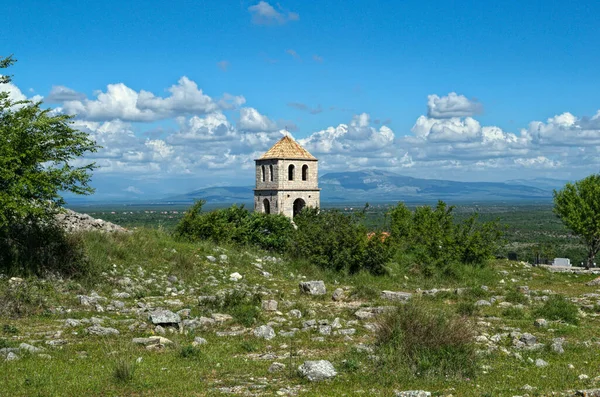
top-left (288, 164), bottom-right (295, 181)
top-left (269, 164), bottom-right (274, 181)
top-left (262, 165), bottom-right (266, 182)
top-left (263, 199), bottom-right (270, 214)
top-left (302, 164), bottom-right (308, 181)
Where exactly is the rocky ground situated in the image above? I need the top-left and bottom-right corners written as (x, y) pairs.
top-left (3, 227), bottom-right (600, 396)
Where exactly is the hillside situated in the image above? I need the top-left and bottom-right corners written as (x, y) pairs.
top-left (163, 170), bottom-right (553, 204)
top-left (2, 228), bottom-right (600, 396)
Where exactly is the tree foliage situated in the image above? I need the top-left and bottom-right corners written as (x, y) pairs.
top-left (0, 55), bottom-right (99, 229)
top-left (553, 174), bottom-right (600, 268)
top-left (0, 55), bottom-right (98, 275)
top-left (388, 201), bottom-right (502, 272)
top-left (175, 200), bottom-right (294, 252)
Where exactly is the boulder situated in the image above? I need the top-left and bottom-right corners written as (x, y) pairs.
top-left (299, 281), bottom-right (327, 296)
top-left (332, 288), bottom-right (345, 301)
top-left (262, 300), bottom-right (278, 311)
top-left (395, 392), bottom-right (432, 397)
top-left (148, 310), bottom-right (181, 325)
top-left (298, 360), bottom-right (337, 381)
top-left (254, 325), bottom-right (276, 340)
top-left (87, 325), bottom-right (120, 336)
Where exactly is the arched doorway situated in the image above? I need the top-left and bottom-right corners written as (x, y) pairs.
top-left (293, 198), bottom-right (305, 217)
top-left (263, 199), bottom-right (270, 214)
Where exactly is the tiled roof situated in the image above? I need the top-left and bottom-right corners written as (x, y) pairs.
top-left (259, 135), bottom-right (317, 160)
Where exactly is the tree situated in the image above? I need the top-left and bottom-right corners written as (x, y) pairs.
top-left (1, 55), bottom-right (99, 274)
top-left (0, 55), bottom-right (99, 229)
top-left (553, 174), bottom-right (600, 268)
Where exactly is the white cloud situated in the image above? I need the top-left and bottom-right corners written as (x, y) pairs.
top-left (248, 1), bottom-right (299, 25)
top-left (61, 77), bottom-right (244, 122)
top-left (427, 92), bottom-right (483, 118)
top-left (238, 107), bottom-right (278, 131)
top-left (0, 79), bottom-right (43, 104)
top-left (124, 186), bottom-right (143, 194)
top-left (524, 112), bottom-right (600, 146)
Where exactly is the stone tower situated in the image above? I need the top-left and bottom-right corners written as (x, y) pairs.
top-left (254, 135), bottom-right (320, 219)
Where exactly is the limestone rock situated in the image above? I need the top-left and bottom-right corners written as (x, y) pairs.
top-left (229, 272), bottom-right (243, 282)
top-left (87, 325), bottom-right (120, 336)
top-left (254, 325), bottom-right (276, 340)
top-left (269, 362), bottom-right (286, 373)
top-left (148, 310), bottom-right (181, 325)
top-left (262, 300), bottom-right (278, 311)
top-left (298, 360), bottom-right (337, 381)
top-left (332, 288), bottom-right (345, 301)
top-left (299, 281), bottom-right (327, 295)
top-left (381, 291), bottom-right (412, 302)
top-left (395, 392), bottom-right (431, 397)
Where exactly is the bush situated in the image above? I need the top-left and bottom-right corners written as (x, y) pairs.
top-left (376, 303), bottom-right (477, 378)
top-left (179, 345), bottom-right (202, 359)
top-left (502, 307), bottom-right (526, 319)
top-left (388, 201), bottom-right (503, 271)
top-left (0, 221), bottom-right (88, 278)
top-left (505, 288), bottom-right (529, 305)
top-left (534, 295), bottom-right (579, 324)
top-left (291, 207), bottom-right (391, 275)
top-left (175, 200), bottom-right (293, 252)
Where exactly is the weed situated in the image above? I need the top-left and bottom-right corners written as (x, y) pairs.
top-left (113, 358), bottom-right (137, 383)
top-left (239, 340), bottom-right (259, 353)
top-left (179, 345), bottom-right (202, 359)
top-left (376, 303), bottom-right (477, 378)
top-left (505, 288), bottom-right (529, 304)
top-left (534, 295), bottom-right (579, 324)
top-left (456, 301), bottom-right (479, 317)
top-left (2, 324), bottom-right (19, 334)
top-left (209, 290), bottom-right (262, 327)
top-left (351, 284), bottom-right (379, 301)
top-left (502, 306), bottom-right (526, 319)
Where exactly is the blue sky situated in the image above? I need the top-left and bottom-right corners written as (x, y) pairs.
top-left (3, 0), bottom-right (600, 200)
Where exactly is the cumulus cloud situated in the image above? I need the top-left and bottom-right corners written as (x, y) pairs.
top-left (427, 92), bottom-right (483, 118)
top-left (249, 1), bottom-right (299, 25)
top-left (300, 113), bottom-right (395, 155)
top-left (0, 79), bottom-right (43, 104)
top-left (238, 107), bottom-right (278, 131)
top-left (46, 85), bottom-right (86, 103)
top-left (61, 77), bottom-right (244, 122)
top-left (524, 111), bottom-right (600, 146)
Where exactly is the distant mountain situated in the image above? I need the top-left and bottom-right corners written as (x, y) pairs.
top-left (162, 170), bottom-right (554, 204)
top-left (505, 177), bottom-right (570, 192)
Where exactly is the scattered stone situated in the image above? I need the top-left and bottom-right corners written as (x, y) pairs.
top-left (475, 300), bottom-right (492, 306)
top-left (580, 374), bottom-right (590, 380)
top-left (198, 295), bottom-right (217, 304)
top-left (229, 272), bottom-right (243, 282)
top-left (87, 325), bottom-right (119, 336)
top-left (254, 325), bottom-right (276, 340)
top-left (299, 281), bottom-right (327, 295)
top-left (288, 309), bottom-right (302, 319)
top-left (5, 352), bottom-right (19, 361)
top-left (381, 291), bottom-right (412, 302)
top-left (520, 333), bottom-right (537, 346)
top-left (148, 310), bottom-right (181, 325)
top-left (262, 300), bottom-right (278, 311)
top-left (19, 343), bottom-right (45, 354)
top-left (535, 358), bottom-right (548, 367)
top-left (269, 362), bottom-right (286, 373)
top-left (395, 392), bottom-right (431, 397)
top-left (64, 319), bottom-right (81, 328)
top-left (112, 292), bottom-right (131, 299)
top-left (219, 254), bottom-right (228, 262)
top-left (319, 325), bottom-right (332, 335)
top-left (586, 276), bottom-right (600, 286)
top-left (332, 288), bottom-right (345, 301)
top-left (534, 318), bottom-right (548, 328)
top-left (192, 337), bottom-right (208, 346)
top-left (55, 208), bottom-right (127, 233)
top-left (132, 336), bottom-right (173, 346)
top-left (206, 256), bottom-right (217, 263)
top-left (552, 338), bottom-right (565, 354)
top-left (211, 313), bottom-right (233, 323)
top-left (575, 389), bottom-right (600, 396)
top-left (298, 360), bottom-right (337, 381)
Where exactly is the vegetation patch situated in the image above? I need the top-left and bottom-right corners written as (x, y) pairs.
top-left (375, 303), bottom-right (477, 378)
top-left (534, 294), bottom-right (579, 324)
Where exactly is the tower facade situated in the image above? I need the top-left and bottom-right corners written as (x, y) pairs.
top-left (254, 135), bottom-right (320, 219)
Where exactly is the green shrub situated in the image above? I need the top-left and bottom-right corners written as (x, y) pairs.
top-left (350, 284), bottom-right (379, 301)
top-left (388, 201), bottom-right (503, 271)
top-left (0, 221), bottom-right (89, 278)
top-left (534, 295), bottom-right (579, 324)
top-left (376, 303), bottom-right (477, 378)
top-left (175, 200), bottom-right (293, 252)
top-left (291, 207), bottom-right (391, 275)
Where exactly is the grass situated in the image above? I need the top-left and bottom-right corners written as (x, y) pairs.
top-left (375, 303), bottom-right (477, 378)
top-left (2, 228), bottom-right (600, 396)
top-left (534, 294), bottom-right (580, 324)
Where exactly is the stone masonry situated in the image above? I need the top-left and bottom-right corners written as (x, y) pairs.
top-left (254, 135), bottom-right (320, 219)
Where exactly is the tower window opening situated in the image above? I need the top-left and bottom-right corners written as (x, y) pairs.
top-left (288, 164), bottom-right (295, 181)
top-left (261, 165), bottom-right (266, 182)
top-left (269, 164), bottom-right (274, 181)
top-left (302, 164), bottom-right (308, 181)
